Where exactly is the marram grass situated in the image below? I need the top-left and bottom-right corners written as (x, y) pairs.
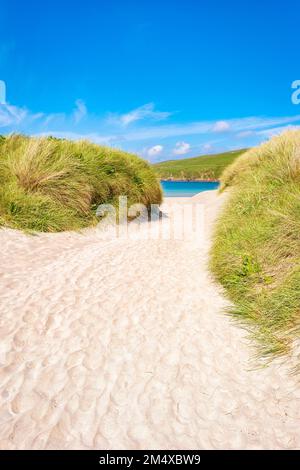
top-left (0, 135), bottom-right (162, 232)
top-left (210, 131), bottom-right (300, 365)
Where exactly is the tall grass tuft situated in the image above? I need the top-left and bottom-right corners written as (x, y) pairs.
top-left (210, 131), bottom-right (300, 364)
top-left (0, 135), bottom-right (162, 232)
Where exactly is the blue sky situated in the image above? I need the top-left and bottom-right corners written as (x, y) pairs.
top-left (0, 0), bottom-right (300, 161)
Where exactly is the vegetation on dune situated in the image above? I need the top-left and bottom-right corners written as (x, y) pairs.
top-left (0, 135), bottom-right (162, 232)
top-left (211, 131), bottom-right (300, 365)
top-left (153, 149), bottom-right (247, 181)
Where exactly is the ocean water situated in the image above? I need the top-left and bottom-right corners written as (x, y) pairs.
top-left (161, 180), bottom-right (219, 197)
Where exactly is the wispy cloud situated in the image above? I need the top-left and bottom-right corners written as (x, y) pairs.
top-left (0, 102), bottom-right (43, 127)
top-left (108, 103), bottom-right (173, 126)
top-left (202, 143), bottom-right (214, 152)
top-left (0, 103), bottom-right (26, 127)
top-left (117, 115), bottom-right (300, 142)
top-left (0, 99), bottom-right (88, 131)
top-left (1, 98), bottom-right (300, 163)
top-left (235, 130), bottom-right (255, 139)
top-left (34, 130), bottom-right (115, 145)
top-left (73, 99), bottom-right (87, 124)
top-left (256, 124), bottom-right (300, 137)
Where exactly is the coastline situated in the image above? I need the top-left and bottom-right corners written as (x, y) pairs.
top-left (160, 177), bottom-right (220, 182)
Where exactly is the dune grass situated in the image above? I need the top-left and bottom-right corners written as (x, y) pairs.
top-left (0, 135), bottom-right (162, 232)
top-left (210, 131), bottom-right (300, 364)
top-left (153, 149), bottom-right (247, 181)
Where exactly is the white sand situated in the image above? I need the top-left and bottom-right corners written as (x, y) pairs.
top-left (0, 190), bottom-right (299, 450)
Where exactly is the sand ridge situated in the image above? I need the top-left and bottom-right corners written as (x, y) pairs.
top-left (0, 190), bottom-right (299, 449)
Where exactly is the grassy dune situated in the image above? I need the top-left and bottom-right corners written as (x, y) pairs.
top-left (211, 131), bottom-right (300, 364)
top-left (0, 135), bottom-right (162, 232)
top-left (153, 149), bottom-right (247, 181)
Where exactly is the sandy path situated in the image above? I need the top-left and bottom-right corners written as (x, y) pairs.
top-left (0, 190), bottom-right (299, 450)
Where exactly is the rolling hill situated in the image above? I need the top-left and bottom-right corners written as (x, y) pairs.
top-left (153, 149), bottom-right (247, 181)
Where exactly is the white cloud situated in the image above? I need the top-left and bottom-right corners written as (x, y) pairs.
top-left (41, 112), bottom-right (65, 127)
top-left (147, 144), bottom-right (163, 157)
top-left (213, 120), bottom-right (230, 132)
top-left (73, 99), bottom-right (87, 124)
top-left (173, 141), bottom-right (190, 155)
top-left (109, 103), bottom-right (172, 127)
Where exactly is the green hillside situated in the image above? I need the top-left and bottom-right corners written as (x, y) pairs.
top-left (153, 149), bottom-right (247, 181)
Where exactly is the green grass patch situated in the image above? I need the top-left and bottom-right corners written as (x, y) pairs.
top-left (210, 131), bottom-right (300, 363)
top-left (0, 135), bottom-right (162, 232)
top-left (153, 149), bottom-right (247, 181)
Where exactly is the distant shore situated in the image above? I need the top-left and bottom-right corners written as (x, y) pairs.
top-left (160, 177), bottom-right (220, 182)
top-left (153, 149), bottom-right (247, 183)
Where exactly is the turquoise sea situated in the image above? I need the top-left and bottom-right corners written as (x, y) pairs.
top-left (161, 180), bottom-right (219, 197)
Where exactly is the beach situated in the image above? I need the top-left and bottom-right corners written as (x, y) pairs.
top-left (0, 189), bottom-right (299, 450)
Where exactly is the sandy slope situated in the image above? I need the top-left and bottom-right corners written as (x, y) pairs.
top-left (0, 190), bottom-right (299, 450)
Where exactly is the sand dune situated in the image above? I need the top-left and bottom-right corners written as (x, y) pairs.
top-left (0, 190), bottom-right (299, 450)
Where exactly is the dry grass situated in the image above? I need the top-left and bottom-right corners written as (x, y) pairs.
top-left (211, 131), bottom-right (300, 363)
top-left (0, 135), bottom-right (162, 232)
